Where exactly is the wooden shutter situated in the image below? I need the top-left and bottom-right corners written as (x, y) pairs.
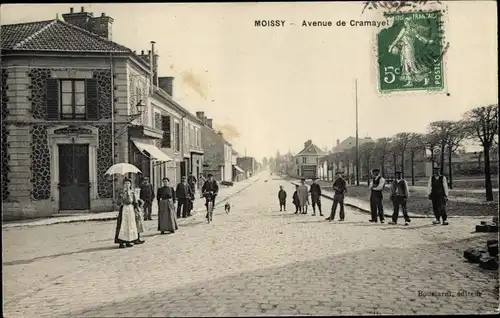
top-left (85, 79), bottom-right (99, 120)
top-left (161, 116), bottom-right (171, 148)
top-left (46, 79), bottom-right (59, 120)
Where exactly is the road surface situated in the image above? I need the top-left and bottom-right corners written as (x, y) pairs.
top-left (3, 173), bottom-right (498, 317)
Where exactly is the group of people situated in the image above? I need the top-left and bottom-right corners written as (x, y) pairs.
top-left (277, 166), bottom-right (450, 227)
top-left (114, 173), bottom-right (220, 249)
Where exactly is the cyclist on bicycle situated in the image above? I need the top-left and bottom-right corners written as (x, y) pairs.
top-left (201, 173), bottom-right (219, 219)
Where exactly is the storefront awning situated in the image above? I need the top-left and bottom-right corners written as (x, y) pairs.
top-left (233, 165), bottom-right (245, 173)
top-left (132, 139), bottom-right (173, 162)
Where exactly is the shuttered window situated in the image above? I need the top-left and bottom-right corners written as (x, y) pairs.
top-left (161, 115), bottom-right (171, 148)
top-left (46, 79), bottom-right (98, 120)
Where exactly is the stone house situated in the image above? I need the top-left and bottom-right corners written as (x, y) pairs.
top-left (236, 157), bottom-right (256, 178)
top-left (196, 112), bottom-right (233, 182)
top-left (289, 140), bottom-right (326, 179)
top-left (0, 7), bottom-right (199, 219)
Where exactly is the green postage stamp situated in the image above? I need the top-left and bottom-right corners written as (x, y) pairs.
top-left (377, 10), bottom-right (446, 93)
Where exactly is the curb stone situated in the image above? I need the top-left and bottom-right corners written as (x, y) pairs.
top-left (290, 181), bottom-right (493, 219)
top-left (2, 178), bottom-right (260, 229)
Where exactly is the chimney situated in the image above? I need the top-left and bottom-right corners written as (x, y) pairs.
top-left (149, 42), bottom-right (155, 88)
top-left (62, 7), bottom-right (93, 30)
top-left (207, 119), bottom-right (213, 129)
top-left (304, 140), bottom-right (312, 148)
top-left (158, 77), bottom-right (174, 96)
top-left (195, 111), bottom-right (205, 120)
top-left (336, 139), bottom-right (340, 146)
top-left (87, 12), bottom-right (114, 40)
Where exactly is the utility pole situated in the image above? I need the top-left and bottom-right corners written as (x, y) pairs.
top-left (355, 78), bottom-right (360, 186)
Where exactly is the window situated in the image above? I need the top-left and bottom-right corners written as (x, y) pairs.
top-left (161, 115), bottom-right (171, 148)
top-left (197, 129), bottom-right (201, 147)
top-left (302, 157), bottom-right (307, 163)
top-left (190, 126), bottom-right (195, 147)
top-left (175, 122), bottom-right (180, 152)
top-left (60, 80), bottom-right (86, 119)
top-left (295, 158), bottom-right (299, 164)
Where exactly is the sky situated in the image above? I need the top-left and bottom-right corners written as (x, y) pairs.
top-left (1, 1), bottom-right (498, 160)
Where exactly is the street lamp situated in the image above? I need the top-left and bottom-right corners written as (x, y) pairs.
top-left (126, 100), bottom-right (146, 122)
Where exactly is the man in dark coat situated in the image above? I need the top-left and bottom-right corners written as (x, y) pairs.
top-left (326, 171), bottom-right (347, 221)
top-left (139, 176), bottom-right (155, 220)
top-left (278, 185), bottom-right (287, 211)
top-left (176, 176), bottom-right (193, 218)
top-left (369, 168), bottom-right (386, 223)
top-left (389, 171), bottom-right (411, 226)
top-left (309, 177), bottom-right (323, 216)
top-left (202, 174), bottom-right (219, 219)
top-left (426, 166), bottom-right (449, 225)
top-left (187, 172), bottom-right (197, 213)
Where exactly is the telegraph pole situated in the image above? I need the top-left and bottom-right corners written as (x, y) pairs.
top-left (355, 79), bottom-right (360, 186)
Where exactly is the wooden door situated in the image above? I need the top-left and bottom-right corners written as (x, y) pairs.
top-left (58, 144), bottom-right (90, 210)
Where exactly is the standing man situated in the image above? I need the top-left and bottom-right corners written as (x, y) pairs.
top-left (369, 168), bottom-right (386, 223)
top-left (297, 178), bottom-right (309, 214)
top-left (187, 172), bottom-right (197, 215)
top-left (389, 171), bottom-right (411, 226)
top-left (139, 177), bottom-right (155, 221)
top-left (278, 185), bottom-right (287, 211)
top-left (176, 176), bottom-right (193, 218)
top-left (309, 177), bottom-right (324, 216)
top-left (427, 167), bottom-right (449, 225)
top-left (326, 171), bottom-right (347, 221)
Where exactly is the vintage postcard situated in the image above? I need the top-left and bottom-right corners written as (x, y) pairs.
top-left (1, 1), bottom-right (498, 317)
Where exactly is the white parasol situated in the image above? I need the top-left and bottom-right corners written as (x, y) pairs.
top-left (105, 163), bottom-right (142, 176)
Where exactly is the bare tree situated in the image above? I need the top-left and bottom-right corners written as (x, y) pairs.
top-left (394, 132), bottom-right (415, 179)
top-left (446, 121), bottom-right (467, 189)
top-left (359, 140), bottom-right (376, 184)
top-left (423, 132), bottom-right (440, 167)
top-left (463, 104), bottom-right (499, 201)
top-left (428, 120), bottom-right (456, 174)
top-left (408, 133), bottom-right (425, 185)
top-left (374, 137), bottom-right (391, 176)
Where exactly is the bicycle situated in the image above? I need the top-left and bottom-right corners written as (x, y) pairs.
top-left (204, 191), bottom-right (215, 223)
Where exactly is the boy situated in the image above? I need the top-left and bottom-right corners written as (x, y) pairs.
top-left (292, 185), bottom-right (300, 214)
top-left (278, 185), bottom-right (287, 211)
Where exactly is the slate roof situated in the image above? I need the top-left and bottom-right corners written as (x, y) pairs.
top-left (1, 19), bottom-right (131, 53)
top-left (295, 142), bottom-right (326, 157)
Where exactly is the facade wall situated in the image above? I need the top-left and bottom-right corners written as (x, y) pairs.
top-left (236, 157), bottom-right (256, 177)
top-left (222, 143), bottom-right (233, 182)
top-left (200, 125), bottom-right (224, 180)
top-left (1, 55), bottom-right (156, 219)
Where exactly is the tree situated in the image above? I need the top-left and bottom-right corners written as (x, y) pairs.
top-left (446, 121), bottom-right (467, 189)
top-left (268, 157), bottom-right (276, 173)
top-left (428, 120), bottom-right (456, 174)
top-left (394, 132), bottom-right (415, 179)
top-left (262, 157), bottom-right (268, 169)
top-left (359, 140), bottom-right (376, 183)
top-left (423, 132), bottom-right (440, 167)
top-left (463, 104), bottom-right (499, 201)
top-left (374, 137), bottom-right (391, 176)
top-left (408, 133), bottom-right (425, 185)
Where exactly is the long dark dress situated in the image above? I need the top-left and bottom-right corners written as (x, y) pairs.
top-left (157, 186), bottom-right (178, 233)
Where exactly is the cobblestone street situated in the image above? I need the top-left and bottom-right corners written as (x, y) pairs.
top-left (3, 173), bottom-right (498, 317)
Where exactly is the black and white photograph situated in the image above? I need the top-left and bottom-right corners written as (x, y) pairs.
top-left (1, 1), bottom-right (498, 316)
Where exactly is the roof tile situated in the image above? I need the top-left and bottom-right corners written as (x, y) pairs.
top-left (1, 19), bottom-right (131, 53)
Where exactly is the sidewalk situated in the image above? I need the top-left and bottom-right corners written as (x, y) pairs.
top-left (2, 176), bottom-right (261, 229)
top-left (356, 181), bottom-right (498, 194)
top-left (290, 181), bottom-right (488, 219)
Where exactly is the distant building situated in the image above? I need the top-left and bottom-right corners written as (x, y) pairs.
top-left (290, 140), bottom-right (326, 179)
top-left (232, 150), bottom-right (245, 182)
top-left (237, 157), bottom-right (256, 178)
top-left (196, 112), bottom-right (233, 182)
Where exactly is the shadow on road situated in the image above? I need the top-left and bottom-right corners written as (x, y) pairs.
top-left (3, 246), bottom-right (117, 266)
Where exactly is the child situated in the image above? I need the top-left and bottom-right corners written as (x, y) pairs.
top-left (292, 184), bottom-right (300, 214)
top-left (278, 185), bottom-right (287, 211)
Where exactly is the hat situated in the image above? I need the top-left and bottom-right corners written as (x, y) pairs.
top-left (395, 171), bottom-right (402, 174)
top-left (335, 171), bottom-right (343, 175)
top-left (372, 168), bottom-right (380, 173)
top-left (162, 177), bottom-right (170, 182)
top-left (433, 166), bottom-right (440, 170)
top-left (123, 177), bottom-right (132, 183)
top-left (207, 173), bottom-right (213, 177)
top-left (300, 178), bottom-right (306, 181)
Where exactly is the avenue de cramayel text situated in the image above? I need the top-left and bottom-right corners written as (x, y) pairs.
top-left (254, 19), bottom-right (389, 28)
